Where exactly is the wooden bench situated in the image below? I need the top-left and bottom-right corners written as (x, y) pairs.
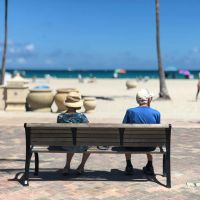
top-left (24, 123), bottom-right (172, 187)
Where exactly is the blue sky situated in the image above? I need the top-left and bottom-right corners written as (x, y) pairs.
top-left (0, 0), bottom-right (200, 70)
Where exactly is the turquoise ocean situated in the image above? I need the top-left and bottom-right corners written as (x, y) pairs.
top-left (6, 69), bottom-right (200, 79)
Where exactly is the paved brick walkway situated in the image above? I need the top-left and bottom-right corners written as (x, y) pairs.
top-left (0, 126), bottom-right (200, 200)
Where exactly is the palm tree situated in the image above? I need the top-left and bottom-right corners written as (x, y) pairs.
top-left (0, 0), bottom-right (8, 85)
top-left (155, 0), bottom-right (170, 99)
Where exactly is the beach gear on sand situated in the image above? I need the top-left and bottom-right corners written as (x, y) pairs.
top-left (34, 85), bottom-right (49, 89)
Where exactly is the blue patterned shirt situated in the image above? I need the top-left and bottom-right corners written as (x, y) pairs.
top-left (57, 113), bottom-right (89, 123)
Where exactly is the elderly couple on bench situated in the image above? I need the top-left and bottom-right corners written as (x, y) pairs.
top-left (58, 88), bottom-right (160, 176)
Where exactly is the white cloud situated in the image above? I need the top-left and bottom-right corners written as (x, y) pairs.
top-left (24, 43), bottom-right (35, 52)
top-left (17, 57), bottom-right (26, 64)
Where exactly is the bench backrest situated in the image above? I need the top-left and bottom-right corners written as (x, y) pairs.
top-left (24, 123), bottom-right (171, 148)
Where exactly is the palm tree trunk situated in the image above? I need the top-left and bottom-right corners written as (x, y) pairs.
top-left (155, 0), bottom-right (170, 99)
top-left (0, 0), bottom-right (8, 85)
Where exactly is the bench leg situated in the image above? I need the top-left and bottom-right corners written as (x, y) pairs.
top-left (24, 151), bottom-right (32, 186)
top-left (34, 153), bottom-right (39, 176)
top-left (163, 153), bottom-right (167, 177)
top-left (166, 151), bottom-right (171, 188)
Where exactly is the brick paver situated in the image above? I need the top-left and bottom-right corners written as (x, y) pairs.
top-left (0, 126), bottom-right (200, 199)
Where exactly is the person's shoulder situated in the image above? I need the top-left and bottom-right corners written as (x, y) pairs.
top-left (58, 112), bottom-right (72, 118)
top-left (126, 107), bottom-right (138, 112)
top-left (150, 107), bottom-right (160, 115)
top-left (57, 112), bottom-right (68, 123)
top-left (78, 112), bottom-right (86, 117)
top-left (125, 107), bottom-right (134, 114)
top-left (57, 112), bottom-right (65, 118)
top-left (129, 106), bottom-right (147, 112)
top-left (78, 112), bottom-right (89, 120)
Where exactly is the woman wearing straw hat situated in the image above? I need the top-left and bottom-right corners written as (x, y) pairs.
top-left (57, 91), bottom-right (90, 175)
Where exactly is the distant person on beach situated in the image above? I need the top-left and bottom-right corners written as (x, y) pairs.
top-left (57, 92), bottom-right (90, 175)
top-left (113, 72), bottom-right (118, 79)
top-left (32, 76), bottom-right (36, 83)
top-left (78, 74), bottom-right (84, 83)
top-left (88, 73), bottom-right (96, 83)
top-left (196, 72), bottom-right (200, 101)
top-left (122, 89), bottom-right (160, 175)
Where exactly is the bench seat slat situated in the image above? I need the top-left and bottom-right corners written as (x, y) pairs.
top-left (123, 138), bottom-right (166, 143)
top-left (77, 129), bottom-right (118, 133)
top-left (122, 144), bottom-right (164, 147)
top-left (76, 138), bottom-right (119, 142)
top-left (76, 142), bottom-right (163, 146)
top-left (76, 142), bottom-right (121, 146)
top-left (31, 134), bottom-right (120, 140)
top-left (31, 141), bottom-right (164, 146)
top-left (77, 133), bottom-right (166, 137)
top-left (76, 138), bottom-right (165, 143)
top-left (124, 130), bottom-right (166, 135)
top-left (30, 129), bottom-right (166, 134)
top-left (77, 135), bottom-right (120, 138)
top-left (30, 130), bottom-right (166, 135)
top-left (124, 135), bottom-right (166, 139)
top-left (31, 134), bottom-right (166, 139)
top-left (31, 146), bottom-right (165, 154)
top-left (31, 138), bottom-right (73, 142)
top-left (31, 141), bottom-right (74, 146)
top-left (26, 123), bottom-right (169, 128)
top-left (31, 130), bottom-right (72, 134)
top-left (32, 138), bottom-right (166, 143)
top-left (31, 134), bottom-right (73, 138)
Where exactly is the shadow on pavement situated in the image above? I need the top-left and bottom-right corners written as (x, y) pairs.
top-left (8, 168), bottom-right (167, 187)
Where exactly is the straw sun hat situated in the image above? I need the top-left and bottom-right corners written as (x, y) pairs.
top-left (64, 91), bottom-right (83, 109)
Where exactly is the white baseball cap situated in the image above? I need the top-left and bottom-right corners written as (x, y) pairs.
top-left (136, 89), bottom-right (154, 104)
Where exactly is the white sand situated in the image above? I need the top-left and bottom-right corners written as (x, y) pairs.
top-left (1, 78), bottom-right (200, 127)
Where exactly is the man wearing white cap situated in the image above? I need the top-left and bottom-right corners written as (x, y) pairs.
top-left (122, 89), bottom-right (160, 175)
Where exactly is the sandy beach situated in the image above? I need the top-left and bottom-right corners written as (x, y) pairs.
top-left (1, 78), bottom-right (200, 128)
